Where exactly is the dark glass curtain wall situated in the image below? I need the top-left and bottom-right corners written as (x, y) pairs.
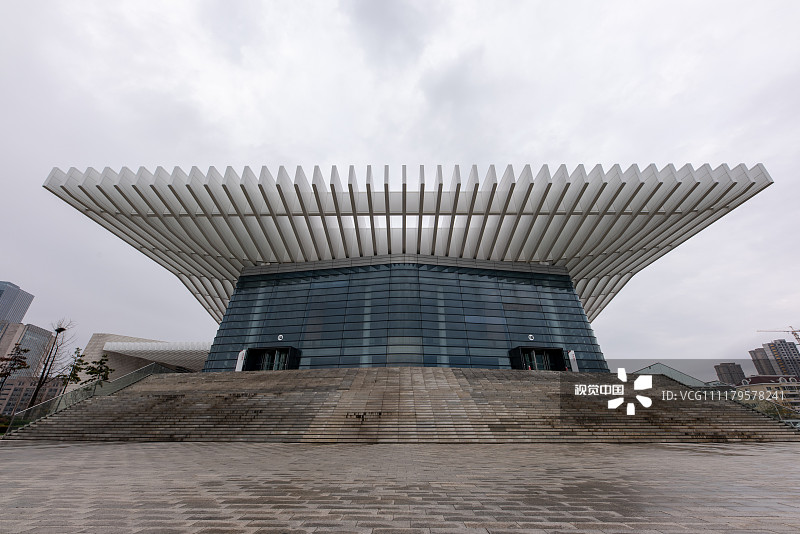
top-left (204, 263), bottom-right (607, 372)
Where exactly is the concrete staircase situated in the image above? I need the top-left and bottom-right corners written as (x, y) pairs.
top-left (7, 368), bottom-right (800, 442)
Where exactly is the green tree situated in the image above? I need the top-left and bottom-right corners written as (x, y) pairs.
top-left (58, 348), bottom-right (86, 394)
top-left (82, 355), bottom-right (114, 384)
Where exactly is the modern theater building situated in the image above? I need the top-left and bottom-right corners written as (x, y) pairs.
top-left (45, 164), bottom-right (772, 373)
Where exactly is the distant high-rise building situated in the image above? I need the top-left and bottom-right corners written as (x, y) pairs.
top-left (763, 339), bottom-right (800, 376)
top-left (749, 339), bottom-right (800, 377)
top-left (0, 322), bottom-right (26, 362)
top-left (0, 322), bottom-right (55, 378)
top-left (0, 282), bottom-right (34, 323)
top-left (749, 347), bottom-right (778, 375)
top-left (0, 376), bottom-right (62, 415)
top-left (714, 362), bottom-right (745, 385)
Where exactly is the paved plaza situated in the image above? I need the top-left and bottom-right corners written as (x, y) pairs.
top-left (0, 441), bottom-right (798, 533)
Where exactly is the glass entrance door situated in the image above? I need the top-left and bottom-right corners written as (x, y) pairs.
top-left (242, 347), bottom-right (300, 371)
top-left (268, 348), bottom-right (289, 370)
top-left (520, 349), bottom-right (550, 370)
top-left (509, 346), bottom-right (567, 371)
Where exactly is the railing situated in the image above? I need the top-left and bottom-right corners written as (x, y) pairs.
top-left (656, 376), bottom-right (800, 430)
top-left (692, 385), bottom-right (800, 429)
top-left (734, 396), bottom-right (800, 427)
top-left (2, 363), bottom-right (176, 437)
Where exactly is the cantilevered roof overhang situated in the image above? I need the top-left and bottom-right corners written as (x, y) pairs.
top-left (44, 164), bottom-right (772, 322)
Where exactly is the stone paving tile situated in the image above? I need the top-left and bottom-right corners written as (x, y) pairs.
top-left (0, 441), bottom-right (798, 533)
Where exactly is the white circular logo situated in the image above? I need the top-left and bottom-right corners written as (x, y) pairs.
top-left (527, 334), bottom-right (535, 341)
top-left (277, 334), bottom-right (284, 341)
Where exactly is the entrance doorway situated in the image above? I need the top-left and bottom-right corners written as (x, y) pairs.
top-left (509, 346), bottom-right (567, 371)
top-left (242, 346), bottom-right (300, 371)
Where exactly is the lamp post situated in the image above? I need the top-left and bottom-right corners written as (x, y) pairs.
top-left (25, 326), bottom-right (66, 411)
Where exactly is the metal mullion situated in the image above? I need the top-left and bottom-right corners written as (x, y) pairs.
top-left (274, 181), bottom-right (310, 262)
top-left (312, 183), bottom-right (336, 259)
top-left (184, 182), bottom-right (247, 272)
top-left (348, 181), bottom-right (364, 257)
top-left (199, 276), bottom-right (228, 323)
top-left (513, 182), bottom-right (551, 262)
top-left (538, 181), bottom-right (588, 262)
top-left (329, 182), bottom-right (350, 258)
top-left (365, 180), bottom-right (377, 255)
top-left (184, 273), bottom-right (225, 322)
top-left (430, 180), bottom-right (443, 256)
top-left (401, 167), bottom-right (407, 254)
top-left (384, 179), bottom-right (391, 255)
top-left (66, 184), bottom-right (147, 250)
top-left (445, 180), bottom-right (461, 256)
top-left (609, 181), bottom-right (748, 281)
top-left (152, 184), bottom-right (239, 279)
top-left (416, 179), bottom-right (424, 255)
top-left (128, 182), bottom-right (228, 281)
top-left (109, 185), bottom-right (216, 282)
top-left (566, 183), bottom-right (625, 266)
top-left (597, 179), bottom-right (681, 267)
top-left (584, 274), bottom-right (621, 321)
top-left (486, 181), bottom-right (517, 260)
top-left (177, 273), bottom-right (223, 323)
top-left (294, 183), bottom-right (322, 261)
top-left (472, 181), bottom-right (498, 260)
top-left (606, 243), bottom-right (670, 290)
top-left (78, 183), bottom-right (135, 241)
top-left (526, 181), bottom-right (570, 262)
top-left (582, 180), bottom-right (720, 280)
top-left (587, 274), bottom-right (634, 321)
top-left (78, 184), bottom-right (189, 279)
top-left (220, 183), bottom-right (268, 264)
top-left (497, 180), bottom-right (533, 261)
top-left (259, 183), bottom-right (299, 262)
top-left (62, 186), bottom-right (192, 287)
top-left (578, 181), bottom-right (668, 277)
top-left (168, 183), bottom-right (241, 278)
top-left (569, 180), bottom-right (644, 278)
top-left (458, 183), bottom-right (480, 258)
top-left (579, 176), bottom-right (664, 273)
top-left (91, 184), bottom-right (167, 251)
top-left (551, 181), bottom-right (605, 265)
top-left (207, 182), bottom-right (258, 265)
top-left (576, 276), bottom-right (602, 311)
top-left (237, 183), bottom-right (280, 263)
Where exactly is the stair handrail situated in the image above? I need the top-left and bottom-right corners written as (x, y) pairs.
top-left (730, 394), bottom-right (800, 426)
top-left (689, 383), bottom-right (800, 428)
top-left (2, 362), bottom-right (176, 437)
top-left (641, 375), bottom-right (800, 430)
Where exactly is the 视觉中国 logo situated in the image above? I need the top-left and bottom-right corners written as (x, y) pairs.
top-left (573, 368), bottom-right (653, 415)
top-left (609, 368), bottom-right (652, 415)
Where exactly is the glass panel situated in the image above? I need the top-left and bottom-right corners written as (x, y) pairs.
top-left (208, 263), bottom-right (606, 371)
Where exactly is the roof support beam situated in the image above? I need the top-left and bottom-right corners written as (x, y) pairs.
top-left (44, 164), bottom-right (772, 323)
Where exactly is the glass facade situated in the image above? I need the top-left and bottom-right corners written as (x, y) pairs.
top-left (204, 263), bottom-right (608, 372)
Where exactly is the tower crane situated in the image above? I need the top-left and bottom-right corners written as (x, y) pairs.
top-left (757, 326), bottom-right (800, 345)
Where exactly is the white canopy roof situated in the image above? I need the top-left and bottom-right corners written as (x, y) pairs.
top-left (44, 164), bottom-right (771, 322)
top-left (103, 341), bottom-right (211, 371)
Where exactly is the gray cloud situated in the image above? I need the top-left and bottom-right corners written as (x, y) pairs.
top-left (196, 0), bottom-right (267, 63)
top-left (1, 0), bottom-right (798, 364)
top-left (342, 0), bottom-right (440, 69)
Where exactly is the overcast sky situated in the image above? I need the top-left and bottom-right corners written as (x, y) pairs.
top-left (1, 0), bottom-right (798, 369)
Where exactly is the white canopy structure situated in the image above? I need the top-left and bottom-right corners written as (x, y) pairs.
top-left (103, 341), bottom-right (212, 371)
top-left (45, 164), bottom-right (771, 322)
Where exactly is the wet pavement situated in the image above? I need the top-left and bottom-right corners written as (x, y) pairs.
top-left (0, 441), bottom-right (798, 533)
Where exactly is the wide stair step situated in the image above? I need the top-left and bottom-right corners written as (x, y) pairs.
top-left (7, 368), bottom-right (800, 443)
